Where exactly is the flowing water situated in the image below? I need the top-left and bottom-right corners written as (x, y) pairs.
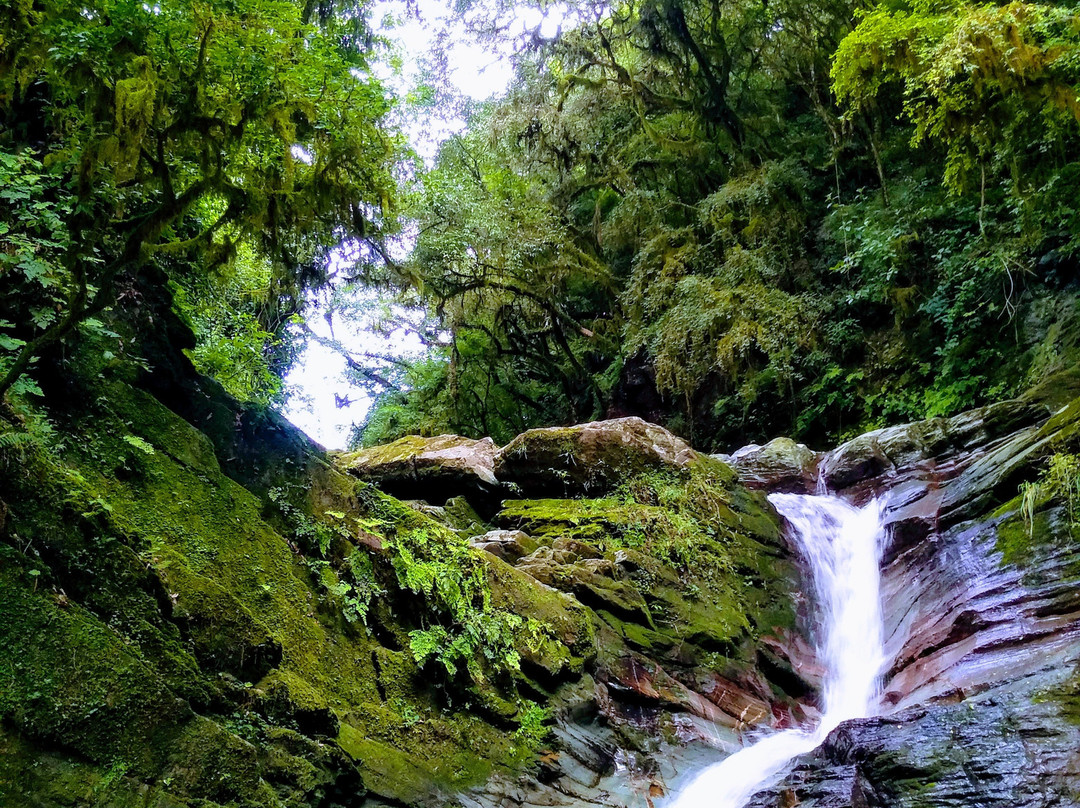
top-left (669, 494), bottom-right (888, 808)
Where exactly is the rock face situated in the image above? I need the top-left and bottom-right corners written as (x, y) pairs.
top-left (729, 396), bottom-right (1080, 808)
top-left (9, 304), bottom-right (1080, 808)
top-left (0, 348), bottom-right (801, 808)
top-left (493, 416), bottom-right (712, 495)
top-left (818, 398), bottom-right (1041, 498)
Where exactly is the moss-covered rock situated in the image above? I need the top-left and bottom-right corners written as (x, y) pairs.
top-left (0, 375), bottom-right (606, 807)
top-left (0, 300), bottom-right (808, 808)
top-left (726, 437), bottom-right (822, 492)
top-left (335, 435), bottom-right (499, 502)
top-left (493, 416), bottom-right (729, 495)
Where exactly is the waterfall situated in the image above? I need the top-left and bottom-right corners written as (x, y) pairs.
top-left (669, 494), bottom-right (887, 808)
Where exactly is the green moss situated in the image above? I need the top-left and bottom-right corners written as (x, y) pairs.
top-left (0, 727), bottom-right (190, 808)
top-left (499, 497), bottom-right (642, 542)
top-left (441, 495), bottom-right (488, 537)
top-left (103, 383), bottom-right (221, 476)
top-left (596, 609), bottom-right (678, 656)
top-left (483, 555), bottom-right (594, 668)
top-left (338, 435), bottom-right (435, 468)
top-left (494, 468), bottom-right (794, 661)
top-left (995, 449), bottom-right (1080, 569)
top-left (157, 548), bottom-right (282, 680)
top-left (1044, 674), bottom-right (1080, 726)
top-left (0, 549), bottom-right (190, 777)
top-left (338, 726), bottom-right (490, 802)
top-left (0, 377), bottom-right (580, 805)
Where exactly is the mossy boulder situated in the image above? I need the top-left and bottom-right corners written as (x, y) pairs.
top-left (470, 529), bottom-right (539, 562)
top-left (727, 437), bottom-right (822, 492)
top-left (493, 417), bottom-right (718, 495)
top-left (335, 435), bottom-right (498, 502)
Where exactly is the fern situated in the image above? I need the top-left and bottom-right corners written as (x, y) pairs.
top-left (0, 431), bottom-right (34, 450)
top-left (121, 434), bottom-right (155, 455)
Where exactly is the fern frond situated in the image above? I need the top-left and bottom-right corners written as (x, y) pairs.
top-left (0, 431), bottom-right (34, 450)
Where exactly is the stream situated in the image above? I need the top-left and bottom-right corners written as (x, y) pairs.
top-left (669, 494), bottom-right (889, 808)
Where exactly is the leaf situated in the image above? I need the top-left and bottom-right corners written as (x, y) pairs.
top-left (122, 435), bottom-right (155, 455)
top-left (30, 308), bottom-right (57, 329)
top-left (21, 259), bottom-right (56, 286)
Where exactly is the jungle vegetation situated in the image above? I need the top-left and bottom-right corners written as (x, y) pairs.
top-left (358, 0), bottom-right (1080, 450)
top-left (2, 0), bottom-right (1079, 451)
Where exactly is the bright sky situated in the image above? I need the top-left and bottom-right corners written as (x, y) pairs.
top-left (282, 0), bottom-right (565, 449)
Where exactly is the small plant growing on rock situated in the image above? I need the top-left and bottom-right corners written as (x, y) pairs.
top-left (512, 701), bottom-right (551, 754)
top-left (1020, 453), bottom-right (1080, 537)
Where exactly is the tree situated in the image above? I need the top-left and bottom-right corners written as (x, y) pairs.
top-left (833, 0), bottom-right (1080, 197)
top-left (368, 0), bottom-right (1080, 448)
top-left (0, 0), bottom-right (404, 399)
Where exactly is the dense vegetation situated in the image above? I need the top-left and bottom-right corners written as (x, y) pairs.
top-left (2, 0), bottom-right (1079, 449)
top-left (4, 2), bottom-right (1080, 805)
top-left (1, 0), bottom-right (404, 410)
top-left (358, 0), bottom-right (1080, 450)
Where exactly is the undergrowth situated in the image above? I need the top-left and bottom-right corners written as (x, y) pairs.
top-left (268, 480), bottom-right (549, 686)
top-left (1020, 452), bottom-right (1080, 537)
top-left (366, 491), bottom-right (548, 684)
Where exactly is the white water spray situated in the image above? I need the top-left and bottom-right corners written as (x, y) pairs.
top-left (669, 494), bottom-right (887, 808)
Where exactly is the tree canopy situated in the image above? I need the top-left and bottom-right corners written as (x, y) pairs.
top-left (1, 0), bottom-right (404, 402)
top-left (2, 0), bottom-right (1079, 451)
top-left (354, 0), bottom-right (1080, 449)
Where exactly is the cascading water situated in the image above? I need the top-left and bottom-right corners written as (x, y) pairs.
top-left (669, 494), bottom-right (888, 808)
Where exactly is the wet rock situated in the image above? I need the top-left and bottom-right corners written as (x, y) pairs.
top-left (728, 438), bottom-right (823, 493)
top-left (750, 679), bottom-right (1080, 808)
top-left (494, 417), bottom-right (711, 495)
top-left (334, 434), bottom-right (498, 501)
top-left (819, 399), bottom-right (1044, 495)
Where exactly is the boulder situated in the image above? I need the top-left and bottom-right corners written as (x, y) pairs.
top-left (819, 399), bottom-right (1042, 494)
top-left (494, 417), bottom-right (705, 494)
top-left (334, 434), bottom-right (498, 501)
top-left (469, 529), bottom-right (539, 563)
top-left (727, 437), bottom-right (822, 492)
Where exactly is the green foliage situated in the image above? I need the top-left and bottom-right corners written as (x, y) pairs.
top-left (1020, 452), bottom-right (1080, 536)
top-left (392, 522), bottom-right (526, 681)
top-left (0, 430), bottom-right (35, 452)
top-left (266, 479), bottom-right (539, 685)
top-left (121, 435), bottom-right (155, 455)
top-left (512, 701), bottom-right (551, 754)
top-left (364, 493), bottom-right (543, 684)
top-left (360, 110), bottom-right (620, 444)
top-left (0, 149), bottom-right (77, 399)
top-left (834, 1), bottom-right (1080, 194)
top-left (360, 0), bottom-right (1080, 450)
top-left (0, 0), bottom-right (404, 400)
top-left (172, 248), bottom-right (286, 405)
top-left (0, 370), bottom-right (553, 804)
